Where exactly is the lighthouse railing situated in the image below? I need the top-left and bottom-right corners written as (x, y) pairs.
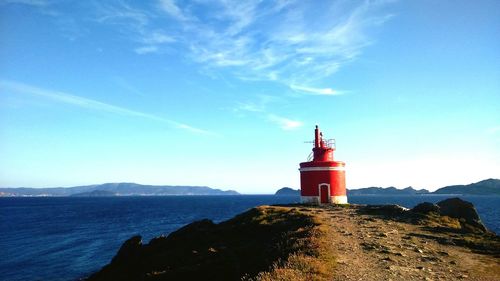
top-left (325, 139), bottom-right (336, 149)
top-left (306, 151), bottom-right (313, 161)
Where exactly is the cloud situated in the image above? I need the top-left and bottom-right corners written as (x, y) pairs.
top-left (267, 114), bottom-right (303, 130)
top-left (234, 102), bottom-right (264, 113)
top-left (94, 3), bottom-right (150, 28)
top-left (142, 0), bottom-right (392, 90)
top-left (23, 1), bottom-right (392, 87)
top-left (487, 126), bottom-right (500, 134)
top-left (112, 76), bottom-right (144, 96)
top-left (84, 0), bottom-right (392, 85)
top-left (0, 80), bottom-right (215, 135)
top-left (289, 84), bottom-right (343, 96)
top-left (141, 31), bottom-right (175, 44)
top-left (93, 3), bottom-right (179, 55)
top-left (134, 46), bottom-right (159, 54)
top-left (158, 0), bottom-right (187, 20)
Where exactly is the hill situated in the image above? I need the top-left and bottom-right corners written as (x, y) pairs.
top-left (87, 200), bottom-right (499, 281)
top-left (348, 186), bottom-right (429, 195)
top-left (274, 187), bottom-right (300, 196)
top-left (433, 178), bottom-right (500, 195)
top-left (0, 183), bottom-right (239, 197)
top-left (70, 190), bottom-right (117, 197)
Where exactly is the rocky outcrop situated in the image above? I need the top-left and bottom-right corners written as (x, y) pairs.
top-left (87, 200), bottom-right (498, 281)
top-left (362, 198), bottom-right (489, 234)
top-left (410, 202), bottom-right (440, 214)
top-left (437, 197), bottom-right (488, 232)
top-left (87, 207), bottom-right (319, 281)
top-left (361, 204), bottom-right (409, 216)
top-left (111, 235), bottom-right (142, 264)
top-left (409, 198), bottom-right (488, 233)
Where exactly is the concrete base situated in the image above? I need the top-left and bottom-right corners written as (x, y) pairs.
top-left (301, 196), bottom-right (320, 204)
top-left (301, 195), bottom-right (348, 205)
top-left (331, 195), bottom-right (348, 204)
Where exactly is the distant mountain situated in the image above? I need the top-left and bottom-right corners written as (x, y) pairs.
top-left (348, 186), bottom-right (429, 195)
top-left (0, 183), bottom-right (239, 197)
top-left (71, 190), bottom-right (117, 197)
top-left (433, 179), bottom-right (500, 195)
top-left (281, 179), bottom-right (500, 196)
top-left (275, 187), bottom-right (300, 196)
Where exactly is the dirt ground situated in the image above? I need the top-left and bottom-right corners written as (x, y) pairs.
top-left (298, 206), bottom-right (500, 281)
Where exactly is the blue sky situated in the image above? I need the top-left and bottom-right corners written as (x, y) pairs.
top-left (1, 0), bottom-right (499, 193)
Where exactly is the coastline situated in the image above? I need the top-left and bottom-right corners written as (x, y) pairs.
top-left (87, 199), bottom-right (500, 281)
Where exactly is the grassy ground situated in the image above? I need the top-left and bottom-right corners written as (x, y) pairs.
top-left (88, 206), bottom-right (335, 281)
top-left (250, 207), bottom-right (336, 281)
top-left (88, 203), bottom-right (499, 281)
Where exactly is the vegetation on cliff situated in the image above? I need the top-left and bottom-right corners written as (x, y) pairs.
top-left (88, 206), bottom-right (335, 281)
top-left (88, 198), bottom-right (499, 281)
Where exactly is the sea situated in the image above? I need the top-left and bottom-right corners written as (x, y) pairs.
top-left (0, 195), bottom-right (498, 281)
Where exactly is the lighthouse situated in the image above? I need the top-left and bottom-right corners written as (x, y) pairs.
top-left (299, 125), bottom-right (347, 204)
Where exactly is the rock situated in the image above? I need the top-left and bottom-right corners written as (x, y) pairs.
top-left (420, 255), bottom-right (442, 262)
top-left (437, 198), bottom-right (488, 232)
top-left (438, 251), bottom-right (449, 256)
top-left (362, 205), bottom-right (409, 216)
top-left (411, 202), bottom-right (440, 214)
top-left (111, 235), bottom-right (142, 264)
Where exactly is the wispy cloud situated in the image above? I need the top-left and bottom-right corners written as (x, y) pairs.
top-left (93, 2), bottom-right (177, 54)
top-left (234, 102), bottom-right (264, 113)
top-left (134, 45), bottom-right (159, 54)
top-left (0, 80), bottom-right (215, 135)
top-left (144, 0), bottom-right (393, 89)
top-left (158, 0), bottom-right (187, 21)
top-left (141, 31), bottom-right (175, 44)
top-left (233, 95), bottom-right (279, 113)
top-left (233, 95), bottom-right (302, 130)
top-left (112, 76), bottom-right (144, 96)
top-left (78, 0), bottom-right (393, 87)
top-left (16, 1), bottom-right (393, 88)
top-left (267, 114), bottom-right (303, 130)
top-left (94, 2), bottom-right (150, 27)
top-left (289, 84), bottom-right (344, 96)
top-left (487, 126), bottom-right (500, 134)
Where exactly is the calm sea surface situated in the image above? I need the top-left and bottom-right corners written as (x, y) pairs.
top-left (0, 195), bottom-right (498, 281)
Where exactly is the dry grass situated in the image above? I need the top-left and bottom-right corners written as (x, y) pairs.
top-left (89, 205), bottom-right (333, 281)
top-left (250, 209), bottom-right (336, 281)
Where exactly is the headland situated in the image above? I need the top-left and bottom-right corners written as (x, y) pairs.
top-left (87, 198), bottom-right (499, 281)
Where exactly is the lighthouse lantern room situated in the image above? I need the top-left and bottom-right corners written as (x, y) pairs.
top-left (299, 125), bottom-right (347, 204)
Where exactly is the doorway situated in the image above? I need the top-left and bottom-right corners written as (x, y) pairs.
top-left (319, 184), bottom-right (330, 204)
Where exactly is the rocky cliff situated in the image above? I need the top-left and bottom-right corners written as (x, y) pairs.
top-left (87, 198), bottom-right (499, 281)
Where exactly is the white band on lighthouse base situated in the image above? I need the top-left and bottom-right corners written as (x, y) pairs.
top-left (301, 195), bottom-right (348, 205)
top-left (331, 195), bottom-right (348, 204)
top-left (299, 166), bottom-right (345, 172)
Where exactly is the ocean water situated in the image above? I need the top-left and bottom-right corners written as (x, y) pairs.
top-left (0, 195), bottom-right (498, 281)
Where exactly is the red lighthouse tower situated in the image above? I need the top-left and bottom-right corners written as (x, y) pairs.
top-left (299, 125), bottom-right (347, 204)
